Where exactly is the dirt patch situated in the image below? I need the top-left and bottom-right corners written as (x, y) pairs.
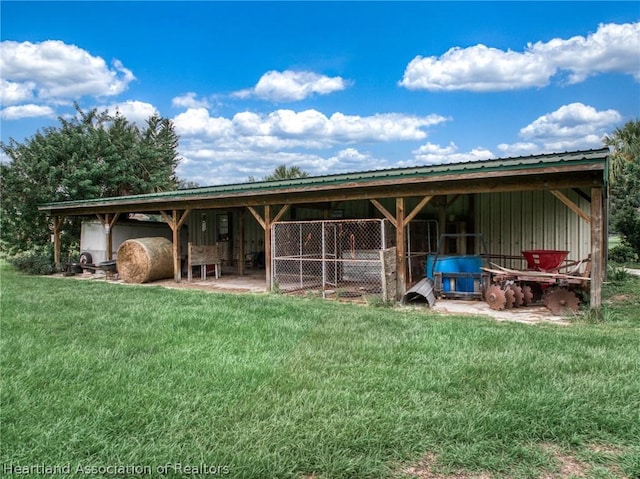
top-left (402, 453), bottom-right (492, 479)
top-left (539, 443), bottom-right (589, 479)
top-left (401, 444), bottom-right (629, 479)
top-left (57, 270), bottom-right (267, 294)
top-left (608, 294), bottom-right (632, 303)
top-left (586, 443), bottom-right (626, 455)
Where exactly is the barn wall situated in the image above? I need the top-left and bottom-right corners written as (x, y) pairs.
top-left (183, 190), bottom-right (592, 271)
top-left (187, 210), bottom-right (242, 264)
top-left (475, 189), bottom-right (591, 269)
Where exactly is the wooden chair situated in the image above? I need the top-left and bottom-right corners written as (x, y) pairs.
top-left (187, 242), bottom-right (222, 281)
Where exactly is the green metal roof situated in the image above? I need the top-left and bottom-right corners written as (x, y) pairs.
top-left (39, 148), bottom-right (609, 211)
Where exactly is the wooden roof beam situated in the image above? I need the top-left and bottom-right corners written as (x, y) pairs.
top-left (550, 190), bottom-right (590, 223)
top-left (370, 199), bottom-right (397, 228)
top-left (405, 195), bottom-right (434, 224)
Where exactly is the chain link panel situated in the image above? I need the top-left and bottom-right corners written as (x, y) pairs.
top-left (272, 219), bottom-right (395, 301)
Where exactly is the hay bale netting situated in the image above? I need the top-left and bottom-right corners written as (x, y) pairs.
top-left (116, 237), bottom-right (174, 283)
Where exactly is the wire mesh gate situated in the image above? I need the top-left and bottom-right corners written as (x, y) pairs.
top-left (271, 219), bottom-right (396, 301)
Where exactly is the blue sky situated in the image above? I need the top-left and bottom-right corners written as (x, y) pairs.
top-left (1, 1), bottom-right (639, 186)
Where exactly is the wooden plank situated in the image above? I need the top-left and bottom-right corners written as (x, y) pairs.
top-left (247, 206), bottom-right (266, 230)
top-left (550, 189), bottom-right (591, 223)
top-left (396, 197), bottom-right (406, 299)
top-left (176, 209), bottom-right (190, 230)
top-left (370, 199), bottom-right (397, 227)
top-left (405, 195), bottom-right (434, 224)
top-left (160, 210), bottom-right (172, 226)
top-left (380, 247), bottom-right (397, 302)
top-left (590, 187), bottom-right (603, 312)
top-left (161, 210), bottom-right (190, 282)
top-left (188, 244), bottom-right (221, 265)
top-left (238, 208), bottom-right (245, 275)
top-left (187, 242), bottom-right (221, 281)
top-left (272, 204), bottom-right (290, 223)
top-left (172, 211), bottom-right (181, 282)
top-left (106, 213), bottom-right (120, 261)
top-left (264, 205), bottom-right (272, 291)
top-left (53, 216), bottom-right (64, 270)
top-left (95, 213), bottom-right (115, 260)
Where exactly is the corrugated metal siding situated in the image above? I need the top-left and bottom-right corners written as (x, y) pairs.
top-left (475, 190), bottom-right (591, 269)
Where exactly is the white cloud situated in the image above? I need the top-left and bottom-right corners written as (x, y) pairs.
top-left (174, 108), bottom-right (234, 137)
top-left (234, 70), bottom-right (349, 101)
top-left (172, 92), bottom-right (210, 109)
top-left (172, 106), bottom-right (447, 184)
top-left (0, 40), bottom-right (135, 101)
top-left (0, 104), bottom-right (55, 120)
top-left (175, 144), bottom-right (388, 186)
top-left (531, 22), bottom-right (640, 83)
top-left (519, 102), bottom-right (621, 146)
top-left (495, 103), bottom-right (621, 154)
top-left (496, 142), bottom-right (543, 157)
top-left (174, 107), bottom-right (448, 150)
top-left (176, 148), bottom-right (329, 186)
top-left (400, 45), bottom-right (552, 92)
top-left (0, 79), bottom-right (35, 105)
top-left (103, 100), bottom-right (159, 126)
top-left (400, 22), bottom-right (640, 91)
top-left (410, 142), bottom-right (494, 165)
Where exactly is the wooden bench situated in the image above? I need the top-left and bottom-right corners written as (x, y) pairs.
top-left (187, 242), bottom-right (222, 281)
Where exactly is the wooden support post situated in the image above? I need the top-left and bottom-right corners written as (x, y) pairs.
top-left (238, 208), bottom-right (245, 276)
top-left (172, 211), bottom-right (181, 282)
top-left (396, 197), bottom-right (406, 299)
top-left (248, 204), bottom-right (284, 291)
top-left (96, 213), bottom-right (120, 260)
top-left (590, 187), bottom-right (603, 312)
top-left (52, 216), bottom-right (64, 271)
top-left (438, 197), bottom-right (447, 251)
top-left (264, 205), bottom-right (272, 291)
top-left (161, 209), bottom-right (191, 282)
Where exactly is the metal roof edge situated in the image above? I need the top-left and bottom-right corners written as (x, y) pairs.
top-left (39, 148), bottom-right (609, 210)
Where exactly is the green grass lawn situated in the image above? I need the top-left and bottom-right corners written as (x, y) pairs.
top-left (1, 263), bottom-right (639, 479)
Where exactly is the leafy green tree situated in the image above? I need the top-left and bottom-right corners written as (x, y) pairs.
top-left (248, 164), bottom-right (309, 182)
top-left (0, 105), bottom-right (181, 257)
top-left (604, 119), bottom-right (640, 260)
top-left (604, 120), bottom-right (640, 181)
top-left (265, 164), bottom-right (309, 181)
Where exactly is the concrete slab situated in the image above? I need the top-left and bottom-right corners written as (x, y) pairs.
top-left (429, 299), bottom-right (572, 324)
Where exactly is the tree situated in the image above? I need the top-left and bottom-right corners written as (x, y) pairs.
top-left (604, 119), bottom-right (640, 260)
top-left (247, 164), bottom-right (309, 182)
top-left (604, 120), bottom-right (640, 181)
top-left (265, 164), bottom-right (309, 181)
top-left (0, 105), bottom-right (181, 257)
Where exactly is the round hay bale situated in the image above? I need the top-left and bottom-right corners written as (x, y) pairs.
top-left (116, 237), bottom-right (174, 284)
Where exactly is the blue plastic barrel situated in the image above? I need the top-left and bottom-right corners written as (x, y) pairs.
top-left (456, 255), bottom-right (482, 292)
top-left (425, 255), bottom-right (435, 280)
top-left (433, 256), bottom-right (458, 292)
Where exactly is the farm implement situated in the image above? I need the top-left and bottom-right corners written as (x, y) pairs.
top-left (482, 250), bottom-right (591, 314)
